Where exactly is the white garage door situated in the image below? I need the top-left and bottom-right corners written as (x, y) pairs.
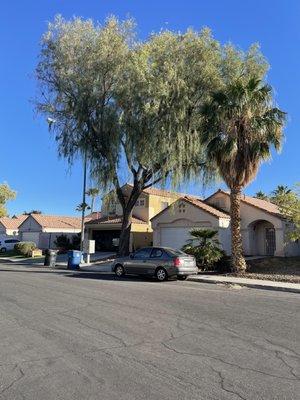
top-left (21, 232), bottom-right (40, 247)
top-left (160, 227), bottom-right (194, 250)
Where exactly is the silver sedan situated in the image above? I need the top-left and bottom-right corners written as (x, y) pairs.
top-left (112, 247), bottom-right (197, 281)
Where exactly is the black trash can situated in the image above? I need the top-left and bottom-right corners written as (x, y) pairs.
top-left (44, 249), bottom-right (58, 267)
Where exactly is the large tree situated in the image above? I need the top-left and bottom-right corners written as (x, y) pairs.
top-left (201, 77), bottom-right (286, 272)
top-left (0, 183), bottom-right (16, 217)
top-left (36, 16), bottom-right (220, 255)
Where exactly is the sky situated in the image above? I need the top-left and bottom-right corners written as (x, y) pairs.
top-left (1, 0), bottom-right (299, 216)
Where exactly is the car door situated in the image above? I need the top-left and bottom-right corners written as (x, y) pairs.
top-left (148, 248), bottom-right (166, 274)
top-left (127, 248), bottom-right (152, 275)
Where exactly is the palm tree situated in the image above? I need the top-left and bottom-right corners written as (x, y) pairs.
top-left (272, 185), bottom-right (291, 197)
top-left (201, 77), bottom-right (286, 272)
top-left (254, 191), bottom-right (269, 201)
top-left (86, 188), bottom-right (100, 213)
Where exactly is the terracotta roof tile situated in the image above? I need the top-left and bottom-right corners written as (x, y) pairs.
top-left (86, 214), bottom-right (147, 225)
top-left (29, 214), bottom-right (82, 229)
top-left (206, 189), bottom-right (282, 217)
top-left (183, 196), bottom-right (230, 219)
top-left (0, 215), bottom-right (28, 229)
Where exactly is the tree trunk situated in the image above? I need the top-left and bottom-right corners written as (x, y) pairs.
top-left (230, 187), bottom-right (247, 273)
top-left (116, 184), bottom-right (143, 256)
top-left (91, 197), bottom-right (95, 213)
top-left (118, 209), bottom-right (132, 256)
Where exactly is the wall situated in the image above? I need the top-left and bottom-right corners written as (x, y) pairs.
top-left (18, 216), bottom-right (42, 232)
top-left (39, 232), bottom-right (79, 249)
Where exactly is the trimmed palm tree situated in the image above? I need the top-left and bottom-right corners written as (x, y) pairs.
top-left (201, 77), bottom-right (286, 272)
top-left (86, 188), bottom-right (100, 213)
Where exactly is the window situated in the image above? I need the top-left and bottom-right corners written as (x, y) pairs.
top-left (5, 239), bottom-right (19, 244)
top-left (136, 198), bottom-right (145, 207)
top-left (150, 248), bottom-right (163, 258)
top-left (178, 202), bottom-right (186, 213)
top-left (134, 248), bottom-right (152, 259)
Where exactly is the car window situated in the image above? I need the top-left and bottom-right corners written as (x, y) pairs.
top-left (134, 248), bottom-right (152, 259)
top-left (150, 248), bottom-right (164, 258)
top-left (165, 248), bottom-right (186, 256)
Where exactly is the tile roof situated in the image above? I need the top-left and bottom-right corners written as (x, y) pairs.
top-left (29, 214), bottom-right (82, 229)
top-left (85, 212), bottom-right (102, 221)
top-left (183, 196), bottom-right (230, 219)
top-left (0, 215), bottom-right (28, 229)
top-left (151, 196), bottom-right (230, 221)
top-left (86, 214), bottom-right (147, 225)
top-left (206, 189), bottom-right (282, 217)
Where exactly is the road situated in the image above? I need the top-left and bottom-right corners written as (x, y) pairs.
top-left (0, 264), bottom-right (299, 400)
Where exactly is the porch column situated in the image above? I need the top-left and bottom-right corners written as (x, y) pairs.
top-left (274, 228), bottom-right (285, 257)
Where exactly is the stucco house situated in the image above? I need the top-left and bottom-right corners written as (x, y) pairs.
top-left (85, 183), bottom-right (182, 251)
top-left (0, 215), bottom-right (27, 237)
top-left (151, 189), bottom-right (300, 257)
top-left (18, 214), bottom-right (82, 249)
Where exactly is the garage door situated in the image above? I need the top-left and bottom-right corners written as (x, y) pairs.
top-left (160, 227), bottom-right (194, 250)
top-left (21, 232), bottom-right (40, 247)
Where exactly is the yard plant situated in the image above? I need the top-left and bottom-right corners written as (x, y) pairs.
top-left (14, 242), bottom-right (37, 257)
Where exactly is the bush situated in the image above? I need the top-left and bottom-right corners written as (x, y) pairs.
top-left (14, 241), bottom-right (37, 257)
top-left (71, 233), bottom-right (81, 250)
top-left (182, 229), bottom-right (224, 271)
top-left (54, 234), bottom-right (71, 251)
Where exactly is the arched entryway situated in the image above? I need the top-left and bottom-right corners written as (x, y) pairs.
top-left (248, 220), bottom-right (276, 256)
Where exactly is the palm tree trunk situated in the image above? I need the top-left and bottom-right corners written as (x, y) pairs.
top-left (230, 187), bottom-right (247, 273)
top-left (91, 197), bottom-right (95, 213)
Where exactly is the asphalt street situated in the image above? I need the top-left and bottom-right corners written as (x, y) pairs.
top-left (0, 264), bottom-right (299, 400)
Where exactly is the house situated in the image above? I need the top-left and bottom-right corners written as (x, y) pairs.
top-left (151, 189), bottom-right (300, 257)
top-left (0, 215), bottom-right (27, 237)
top-left (18, 214), bottom-right (82, 249)
top-left (85, 183), bottom-right (182, 251)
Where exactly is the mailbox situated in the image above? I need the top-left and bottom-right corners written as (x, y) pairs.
top-left (83, 239), bottom-right (95, 254)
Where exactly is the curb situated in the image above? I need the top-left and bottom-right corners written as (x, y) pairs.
top-left (188, 277), bottom-right (300, 294)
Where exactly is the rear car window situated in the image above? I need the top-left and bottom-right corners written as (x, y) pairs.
top-left (150, 248), bottom-right (164, 258)
top-left (165, 248), bottom-right (186, 256)
top-left (134, 248), bottom-right (152, 259)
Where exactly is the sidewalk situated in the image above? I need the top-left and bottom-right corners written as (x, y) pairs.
top-left (188, 274), bottom-right (300, 294)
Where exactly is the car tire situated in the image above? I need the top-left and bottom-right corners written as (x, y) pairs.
top-left (0, 247), bottom-right (6, 253)
top-left (114, 264), bottom-right (125, 277)
top-left (177, 275), bottom-right (187, 280)
top-left (155, 267), bottom-right (168, 282)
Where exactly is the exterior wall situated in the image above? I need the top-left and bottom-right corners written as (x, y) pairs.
top-left (148, 194), bottom-right (179, 225)
top-left (207, 192), bottom-right (287, 256)
top-left (151, 200), bottom-right (230, 253)
top-left (131, 232), bottom-right (153, 251)
top-left (39, 232), bottom-right (79, 249)
top-left (0, 223), bottom-right (19, 237)
top-left (18, 216), bottom-right (42, 233)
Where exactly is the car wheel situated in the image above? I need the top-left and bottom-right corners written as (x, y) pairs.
top-left (0, 247), bottom-right (6, 253)
top-left (114, 264), bottom-right (125, 277)
top-left (177, 275), bottom-right (187, 280)
top-left (155, 267), bottom-right (168, 282)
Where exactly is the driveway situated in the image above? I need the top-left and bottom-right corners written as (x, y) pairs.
top-left (0, 264), bottom-right (299, 399)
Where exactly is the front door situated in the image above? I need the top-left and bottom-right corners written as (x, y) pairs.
top-left (265, 228), bottom-right (276, 256)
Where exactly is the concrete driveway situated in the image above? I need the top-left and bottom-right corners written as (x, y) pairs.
top-left (0, 263), bottom-right (299, 400)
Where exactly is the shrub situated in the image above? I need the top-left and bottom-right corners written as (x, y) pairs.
top-left (182, 229), bottom-right (224, 271)
top-left (71, 233), bottom-right (81, 250)
top-left (14, 241), bottom-right (37, 257)
top-left (54, 234), bottom-right (71, 251)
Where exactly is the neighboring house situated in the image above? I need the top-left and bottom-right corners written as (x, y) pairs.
top-left (18, 214), bottom-right (82, 249)
top-left (0, 215), bottom-right (27, 237)
top-left (151, 189), bottom-right (300, 257)
top-left (151, 196), bottom-right (231, 254)
top-left (85, 183), bottom-right (182, 251)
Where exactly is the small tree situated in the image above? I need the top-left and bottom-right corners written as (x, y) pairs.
top-left (0, 183), bottom-right (16, 217)
top-left (182, 229), bottom-right (223, 270)
top-left (86, 188), bottom-right (100, 212)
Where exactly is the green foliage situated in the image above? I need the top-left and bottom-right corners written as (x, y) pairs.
top-left (0, 183), bottom-right (16, 217)
top-left (86, 188), bottom-right (100, 212)
top-left (54, 234), bottom-right (71, 250)
top-left (182, 229), bottom-right (224, 271)
top-left (271, 184), bottom-right (300, 241)
top-left (14, 242), bottom-right (37, 257)
top-left (254, 191), bottom-right (269, 201)
top-left (23, 210), bottom-right (43, 215)
top-left (71, 233), bottom-right (81, 250)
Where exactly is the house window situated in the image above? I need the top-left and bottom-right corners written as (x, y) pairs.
top-left (178, 202), bottom-right (186, 213)
top-left (136, 198), bottom-right (145, 207)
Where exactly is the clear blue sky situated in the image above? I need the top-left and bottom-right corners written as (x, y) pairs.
top-left (1, 0), bottom-right (299, 216)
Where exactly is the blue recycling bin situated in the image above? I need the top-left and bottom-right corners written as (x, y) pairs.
top-left (68, 250), bottom-right (82, 270)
